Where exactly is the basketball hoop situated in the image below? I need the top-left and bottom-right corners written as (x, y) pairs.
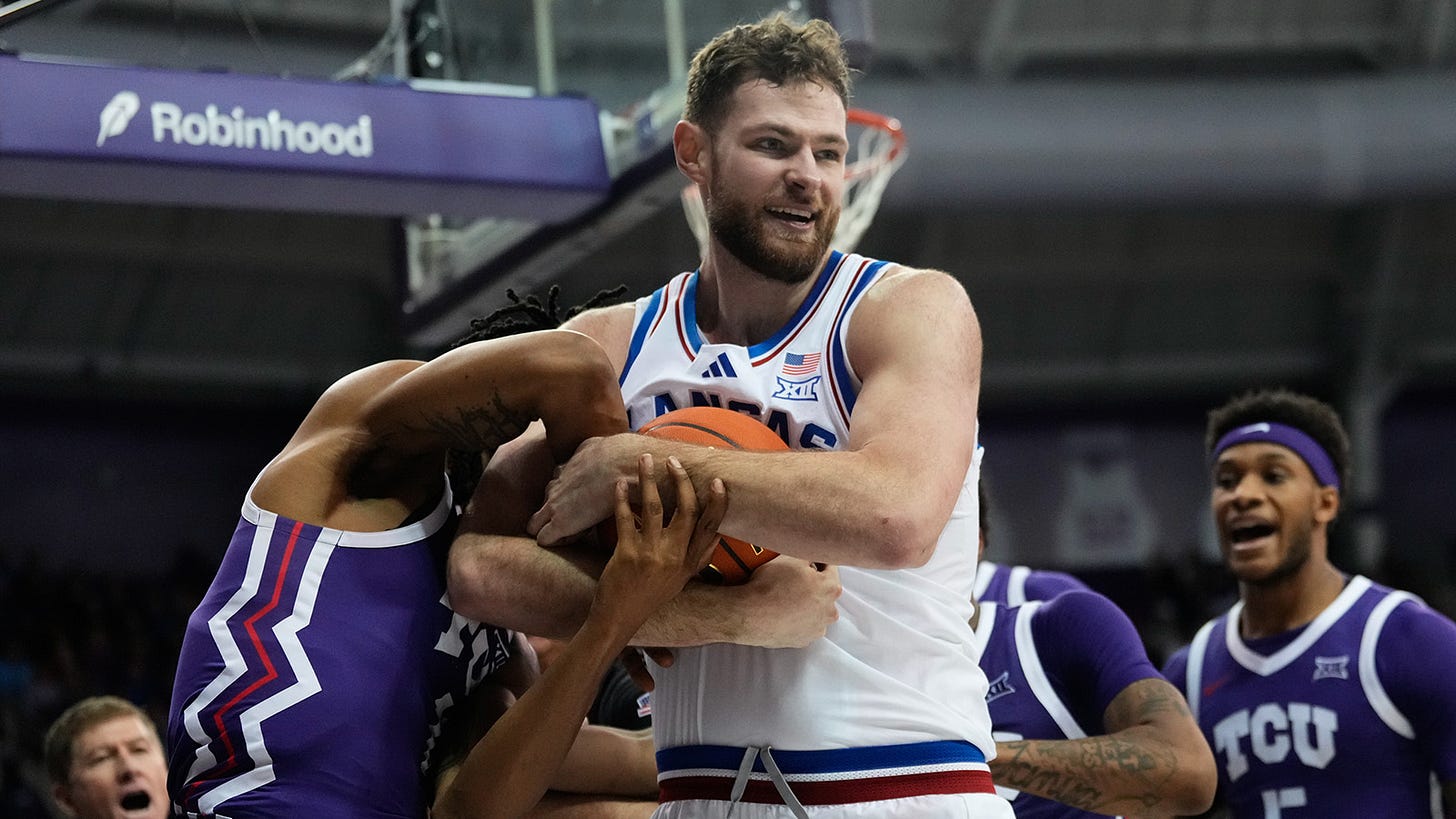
top-left (681, 108), bottom-right (907, 259)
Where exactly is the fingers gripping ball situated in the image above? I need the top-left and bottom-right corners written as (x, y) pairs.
top-left (621, 407), bottom-right (787, 585)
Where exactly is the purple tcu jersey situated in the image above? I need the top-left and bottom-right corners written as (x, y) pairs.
top-left (973, 590), bottom-right (1161, 818)
top-left (167, 481), bottom-right (511, 818)
top-left (974, 560), bottom-right (1092, 607)
top-left (1164, 575), bottom-right (1456, 818)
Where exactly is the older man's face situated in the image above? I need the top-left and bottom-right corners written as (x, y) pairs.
top-left (55, 714), bottom-right (169, 819)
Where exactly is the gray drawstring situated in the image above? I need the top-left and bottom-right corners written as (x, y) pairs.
top-left (760, 747), bottom-right (810, 818)
top-left (726, 747), bottom-right (757, 815)
top-left (725, 746), bottom-right (810, 819)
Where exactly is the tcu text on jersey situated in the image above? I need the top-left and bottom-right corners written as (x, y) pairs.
top-left (1212, 702), bottom-right (1338, 780)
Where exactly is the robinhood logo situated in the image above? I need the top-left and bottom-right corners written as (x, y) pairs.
top-left (94, 91), bottom-right (374, 157)
top-left (97, 91), bottom-right (141, 146)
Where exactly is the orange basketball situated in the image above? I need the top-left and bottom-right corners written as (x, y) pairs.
top-left (638, 406), bottom-right (787, 585)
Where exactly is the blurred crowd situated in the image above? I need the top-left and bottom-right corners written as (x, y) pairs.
top-left (0, 547), bottom-right (216, 816)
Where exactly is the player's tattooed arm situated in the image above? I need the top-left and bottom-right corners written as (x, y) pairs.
top-left (413, 396), bottom-right (536, 454)
top-left (358, 329), bottom-right (626, 463)
top-left (989, 678), bottom-right (1216, 817)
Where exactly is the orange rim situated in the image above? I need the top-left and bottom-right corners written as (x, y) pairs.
top-left (846, 108), bottom-right (906, 172)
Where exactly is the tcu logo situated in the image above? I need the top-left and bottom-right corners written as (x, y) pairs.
top-left (1211, 702), bottom-right (1338, 780)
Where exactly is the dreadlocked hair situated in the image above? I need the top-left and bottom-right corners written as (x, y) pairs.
top-left (448, 284), bottom-right (629, 349)
top-left (444, 284), bottom-right (630, 508)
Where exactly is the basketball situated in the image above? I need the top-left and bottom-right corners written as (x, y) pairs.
top-left (639, 406), bottom-right (787, 585)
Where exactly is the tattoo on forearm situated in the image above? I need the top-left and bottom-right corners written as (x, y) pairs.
top-left (419, 395), bottom-right (534, 453)
top-left (1124, 683), bottom-right (1192, 723)
top-left (996, 737), bottom-right (1178, 812)
top-left (992, 680), bottom-right (1190, 814)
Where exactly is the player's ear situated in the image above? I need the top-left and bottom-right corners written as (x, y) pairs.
top-left (1314, 485), bottom-right (1340, 525)
top-left (674, 120), bottom-right (710, 185)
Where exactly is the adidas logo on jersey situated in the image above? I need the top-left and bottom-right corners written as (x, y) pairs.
top-left (700, 352), bottom-right (737, 379)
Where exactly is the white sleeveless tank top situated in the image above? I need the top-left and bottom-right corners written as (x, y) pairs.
top-left (619, 251), bottom-right (992, 752)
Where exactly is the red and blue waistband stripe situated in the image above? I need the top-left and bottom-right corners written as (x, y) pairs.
top-left (658, 739), bottom-right (986, 775)
top-left (657, 740), bottom-right (993, 805)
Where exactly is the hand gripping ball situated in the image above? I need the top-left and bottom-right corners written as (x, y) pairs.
top-left (636, 406), bottom-right (788, 585)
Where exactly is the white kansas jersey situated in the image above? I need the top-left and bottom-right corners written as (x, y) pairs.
top-left (619, 251), bottom-right (991, 753)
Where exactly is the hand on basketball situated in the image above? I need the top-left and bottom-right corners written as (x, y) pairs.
top-left (592, 454), bottom-right (728, 631)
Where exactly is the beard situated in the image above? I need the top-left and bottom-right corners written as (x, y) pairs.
top-left (704, 175), bottom-right (839, 285)
top-left (1230, 514), bottom-right (1315, 589)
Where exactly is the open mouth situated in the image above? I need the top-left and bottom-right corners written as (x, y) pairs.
top-left (120, 790), bottom-right (152, 812)
top-left (1229, 522), bottom-right (1276, 546)
top-left (767, 206), bottom-right (814, 226)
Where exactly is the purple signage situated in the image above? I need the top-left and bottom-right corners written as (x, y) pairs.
top-left (0, 54), bottom-right (612, 219)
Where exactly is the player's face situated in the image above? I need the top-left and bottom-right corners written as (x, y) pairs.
top-left (1210, 442), bottom-right (1337, 587)
top-left (55, 715), bottom-right (169, 819)
top-left (703, 79), bottom-right (847, 284)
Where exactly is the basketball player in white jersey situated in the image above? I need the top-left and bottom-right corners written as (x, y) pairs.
top-left (503, 14), bottom-right (1009, 818)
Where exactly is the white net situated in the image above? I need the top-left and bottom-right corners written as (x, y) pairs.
top-left (681, 108), bottom-right (906, 259)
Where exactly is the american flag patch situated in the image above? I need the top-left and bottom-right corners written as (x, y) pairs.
top-left (782, 351), bottom-right (821, 376)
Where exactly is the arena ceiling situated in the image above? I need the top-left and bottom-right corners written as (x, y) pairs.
top-left (2, 0), bottom-right (1455, 418)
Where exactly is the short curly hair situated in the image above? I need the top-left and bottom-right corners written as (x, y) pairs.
top-left (1205, 388), bottom-right (1352, 492)
top-left (684, 12), bottom-right (851, 134)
